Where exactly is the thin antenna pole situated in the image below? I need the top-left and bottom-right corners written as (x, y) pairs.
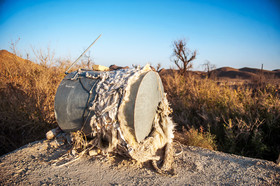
top-left (65, 34), bottom-right (102, 74)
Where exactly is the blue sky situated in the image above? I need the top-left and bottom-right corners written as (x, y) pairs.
top-left (0, 0), bottom-right (279, 70)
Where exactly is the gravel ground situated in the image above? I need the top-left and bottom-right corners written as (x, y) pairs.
top-left (1, 139), bottom-right (279, 185)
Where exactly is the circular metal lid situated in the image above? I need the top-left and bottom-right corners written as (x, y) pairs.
top-left (133, 71), bottom-right (164, 142)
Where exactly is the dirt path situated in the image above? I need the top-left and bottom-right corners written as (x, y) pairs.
top-left (1, 139), bottom-right (279, 185)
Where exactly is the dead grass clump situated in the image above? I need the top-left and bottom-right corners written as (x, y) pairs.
top-left (175, 127), bottom-right (216, 150)
top-left (71, 131), bottom-right (89, 153)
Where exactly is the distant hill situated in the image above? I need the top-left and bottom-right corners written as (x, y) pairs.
top-left (159, 66), bottom-right (280, 80)
top-left (212, 67), bottom-right (280, 79)
top-left (0, 50), bottom-right (28, 64)
top-left (0, 50), bottom-right (41, 72)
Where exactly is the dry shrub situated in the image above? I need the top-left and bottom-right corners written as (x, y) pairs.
top-left (175, 127), bottom-right (216, 150)
top-left (0, 49), bottom-right (94, 155)
top-left (0, 50), bottom-right (65, 155)
top-left (161, 71), bottom-right (280, 161)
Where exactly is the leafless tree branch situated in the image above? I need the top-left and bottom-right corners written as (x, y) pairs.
top-left (172, 39), bottom-right (196, 74)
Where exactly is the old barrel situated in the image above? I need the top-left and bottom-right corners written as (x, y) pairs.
top-left (54, 68), bottom-right (164, 142)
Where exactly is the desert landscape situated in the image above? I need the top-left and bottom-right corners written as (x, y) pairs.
top-left (0, 49), bottom-right (280, 184)
top-left (1, 0), bottom-right (280, 184)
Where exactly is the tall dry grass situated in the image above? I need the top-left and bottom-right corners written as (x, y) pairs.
top-left (161, 71), bottom-right (280, 161)
top-left (1, 49), bottom-right (279, 162)
top-left (0, 49), bottom-right (94, 156)
top-left (0, 50), bottom-right (65, 155)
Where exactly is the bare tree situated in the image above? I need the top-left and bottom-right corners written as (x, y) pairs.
top-left (9, 38), bottom-right (21, 57)
top-left (31, 46), bottom-right (55, 67)
top-left (83, 51), bottom-right (94, 69)
top-left (203, 60), bottom-right (216, 78)
top-left (172, 39), bottom-right (197, 74)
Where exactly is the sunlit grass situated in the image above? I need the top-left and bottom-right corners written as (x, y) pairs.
top-left (161, 71), bottom-right (280, 161)
top-left (1, 49), bottom-right (279, 162)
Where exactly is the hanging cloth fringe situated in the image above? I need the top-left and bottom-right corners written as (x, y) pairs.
top-left (75, 65), bottom-right (175, 172)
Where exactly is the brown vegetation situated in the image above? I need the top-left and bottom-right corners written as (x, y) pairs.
top-left (1, 49), bottom-right (279, 163)
top-left (160, 70), bottom-right (280, 162)
top-left (0, 50), bottom-right (64, 155)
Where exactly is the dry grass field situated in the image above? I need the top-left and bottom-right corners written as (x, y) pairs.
top-left (0, 50), bottom-right (64, 155)
top-left (160, 69), bottom-right (280, 162)
top-left (1, 49), bottom-right (279, 163)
